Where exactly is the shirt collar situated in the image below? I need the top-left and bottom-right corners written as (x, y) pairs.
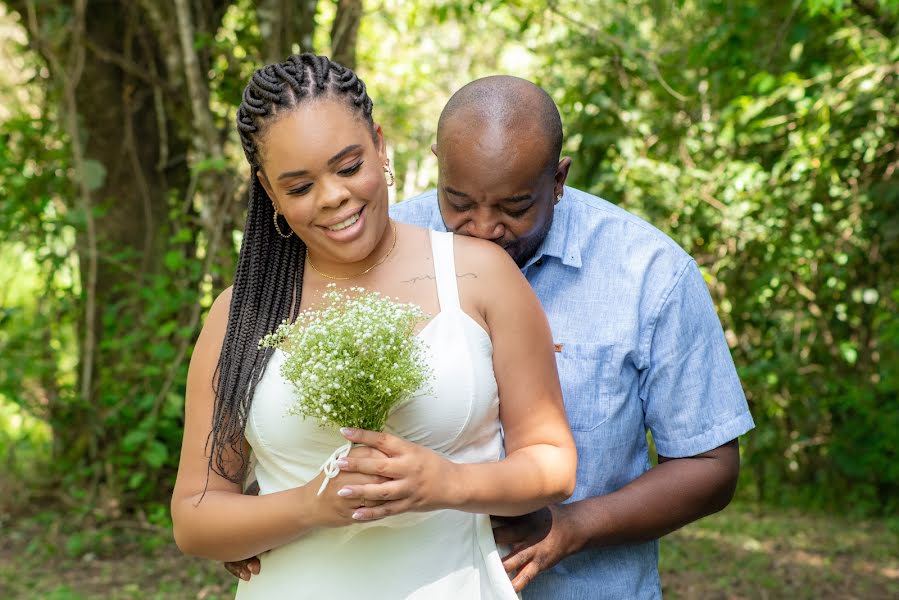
top-left (429, 208), bottom-right (449, 233)
top-left (522, 187), bottom-right (582, 270)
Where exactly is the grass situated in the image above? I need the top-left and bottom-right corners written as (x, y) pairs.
top-left (1, 502), bottom-right (896, 599)
top-left (660, 504), bottom-right (899, 599)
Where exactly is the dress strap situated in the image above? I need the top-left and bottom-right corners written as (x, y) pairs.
top-left (430, 230), bottom-right (461, 311)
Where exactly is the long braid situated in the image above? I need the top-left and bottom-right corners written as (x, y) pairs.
top-left (209, 53), bottom-right (373, 484)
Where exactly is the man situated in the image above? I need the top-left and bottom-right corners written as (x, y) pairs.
top-left (228, 76), bottom-right (754, 598)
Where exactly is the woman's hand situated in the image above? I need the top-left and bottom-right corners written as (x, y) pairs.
top-left (331, 428), bottom-right (458, 521)
top-left (309, 444), bottom-right (392, 527)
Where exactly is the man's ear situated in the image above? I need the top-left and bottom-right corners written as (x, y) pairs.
top-left (554, 157), bottom-right (572, 198)
top-left (257, 170), bottom-right (278, 210)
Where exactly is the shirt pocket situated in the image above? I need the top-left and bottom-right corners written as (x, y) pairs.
top-left (554, 342), bottom-right (611, 432)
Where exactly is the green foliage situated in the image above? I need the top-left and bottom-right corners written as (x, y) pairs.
top-left (1, 0), bottom-right (895, 518)
top-left (540, 0), bottom-right (898, 513)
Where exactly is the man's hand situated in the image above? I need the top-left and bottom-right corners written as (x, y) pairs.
top-left (493, 504), bottom-right (581, 592)
top-left (224, 555), bottom-right (261, 581)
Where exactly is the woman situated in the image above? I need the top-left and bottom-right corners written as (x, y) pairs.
top-left (171, 53), bottom-right (576, 599)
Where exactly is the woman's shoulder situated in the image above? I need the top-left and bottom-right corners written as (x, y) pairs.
top-left (209, 286), bottom-right (233, 321)
top-left (196, 286), bottom-right (233, 349)
top-left (451, 234), bottom-right (519, 278)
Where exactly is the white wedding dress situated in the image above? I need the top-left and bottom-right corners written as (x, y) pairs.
top-left (236, 230), bottom-right (518, 599)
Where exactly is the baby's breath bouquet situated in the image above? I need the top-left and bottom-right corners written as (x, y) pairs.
top-left (259, 284), bottom-right (431, 493)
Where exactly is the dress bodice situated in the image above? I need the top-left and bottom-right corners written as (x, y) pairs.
top-left (237, 230), bottom-right (518, 599)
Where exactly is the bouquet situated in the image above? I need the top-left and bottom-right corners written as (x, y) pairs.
top-left (259, 284), bottom-right (431, 493)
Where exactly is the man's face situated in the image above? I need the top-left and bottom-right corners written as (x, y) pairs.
top-left (434, 127), bottom-right (569, 267)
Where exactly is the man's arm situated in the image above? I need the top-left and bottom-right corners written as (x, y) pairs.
top-left (577, 439), bottom-right (739, 544)
top-left (497, 257), bottom-right (752, 592)
top-left (495, 439), bottom-right (740, 591)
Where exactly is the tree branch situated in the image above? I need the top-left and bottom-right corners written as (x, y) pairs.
top-left (25, 0), bottom-right (98, 408)
top-left (173, 0), bottom-right (222, 162)
top-left (546, 0), bottom-right (687, 102)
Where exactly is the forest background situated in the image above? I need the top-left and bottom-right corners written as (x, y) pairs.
top-left (0, 0), bottom-right (896, 598)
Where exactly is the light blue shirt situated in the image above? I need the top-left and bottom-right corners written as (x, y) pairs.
top-left (391, 187), bottom-right (754, 599)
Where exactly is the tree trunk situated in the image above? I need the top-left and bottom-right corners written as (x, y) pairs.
top-left (331, 0), bottom-right (362, 69)
top-left (257, 0), bottom-right (319, 63)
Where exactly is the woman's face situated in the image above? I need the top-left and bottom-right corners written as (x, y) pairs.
top-left (257, 99), bottom-right (389, 267)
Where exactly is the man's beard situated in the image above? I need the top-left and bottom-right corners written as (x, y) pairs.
top-left (501, 211), bottom-right (554, 268)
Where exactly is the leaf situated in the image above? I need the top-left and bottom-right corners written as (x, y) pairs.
top-left (144, 440), bottom-right (169, 468)
top-left (164, 250), bottom-right (183, 270)
top-left (128, 472), bottom-right (146, 490)
top-left (190, 157), bottom-right (228, 175)
top-left (122, 430), bottom-right (148, 451)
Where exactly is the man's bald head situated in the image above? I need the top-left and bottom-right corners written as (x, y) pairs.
top-left (431, 75), bottom-right (572, 267)
top-left (437, 75), bottom-right (563, 172)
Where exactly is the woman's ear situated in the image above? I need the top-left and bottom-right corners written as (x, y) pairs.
top-left (372, 124), bottom-right (386, 161)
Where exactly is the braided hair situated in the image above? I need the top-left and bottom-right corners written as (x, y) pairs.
top-left (208, 54), bottom-right (375, 484)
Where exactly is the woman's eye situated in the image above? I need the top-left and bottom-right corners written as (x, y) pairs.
top-left (338, 161), bottom-right (363, 176)
top-left (287, 184), bottom-right (312, 196)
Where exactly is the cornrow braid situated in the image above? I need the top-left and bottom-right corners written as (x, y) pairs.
top-left (236, 53), bottom-right (374, 169)
top-left (208, 54), bottom-right (375, 485)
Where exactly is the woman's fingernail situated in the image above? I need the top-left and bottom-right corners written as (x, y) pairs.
top-left (337, 487), bottom-right (352, 497)
top-left (340, 427), bottom-right (355, 437)
top-left (352, 511), bottom-right (366, 520)
top-left (336, 458), bottom-right (349, 468)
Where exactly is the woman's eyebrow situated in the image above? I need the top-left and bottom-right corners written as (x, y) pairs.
top-left (277, 144), bottom-right (363, 180)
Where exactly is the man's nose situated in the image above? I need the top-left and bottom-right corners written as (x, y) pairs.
top-left (463, 218), bottom-right (504, 241)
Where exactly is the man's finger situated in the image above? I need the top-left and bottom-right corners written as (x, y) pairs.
top-left (501, 544), bottom-right (533, 575)
top-left (224, 562), bottom-right (240, 579)
top-left (510, 560), bottom-right (541, 593)
top-left (247, 556), bottom-right (261, 575)
top-left (225, 561), bottom-right (246, 579)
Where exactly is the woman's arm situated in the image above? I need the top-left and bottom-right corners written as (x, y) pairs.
top-left (336, 238), bottom-right (577, 518)
top-left (170, 288), bottom-right (378, 561)
top-left (453, 236), bottom-right (576, 514)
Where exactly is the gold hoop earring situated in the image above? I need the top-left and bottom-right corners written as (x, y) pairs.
top-left (273, 208), bottom-right (293, 238)
top-left (383, 159), bottom-right (395, 187)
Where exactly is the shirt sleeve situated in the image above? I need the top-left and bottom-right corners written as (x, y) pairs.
top-left (640, 260), bottom-right (754, 458)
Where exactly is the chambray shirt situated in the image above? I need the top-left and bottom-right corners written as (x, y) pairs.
top-left (391, 187), bottom-right (754, 599)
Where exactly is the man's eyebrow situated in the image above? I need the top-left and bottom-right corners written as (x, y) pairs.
top-left (277, 144), bottom-right (362, 180)
top-left (444, 186), bottom-right (470, 198)
top-left (501, 194), bottom-right (532, 204)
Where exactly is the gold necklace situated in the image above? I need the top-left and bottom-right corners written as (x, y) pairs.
top-left (306, 220), bottom-right (398, 281)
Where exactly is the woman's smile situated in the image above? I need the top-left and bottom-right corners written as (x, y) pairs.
top-left (319, 204), bottom-right (367, 242)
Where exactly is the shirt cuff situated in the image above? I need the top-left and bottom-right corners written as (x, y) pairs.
top-left (653, 410), bottom-right (755, 458)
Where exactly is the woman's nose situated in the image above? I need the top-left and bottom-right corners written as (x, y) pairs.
top-left (319, 177), bottom-right (351, 208)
